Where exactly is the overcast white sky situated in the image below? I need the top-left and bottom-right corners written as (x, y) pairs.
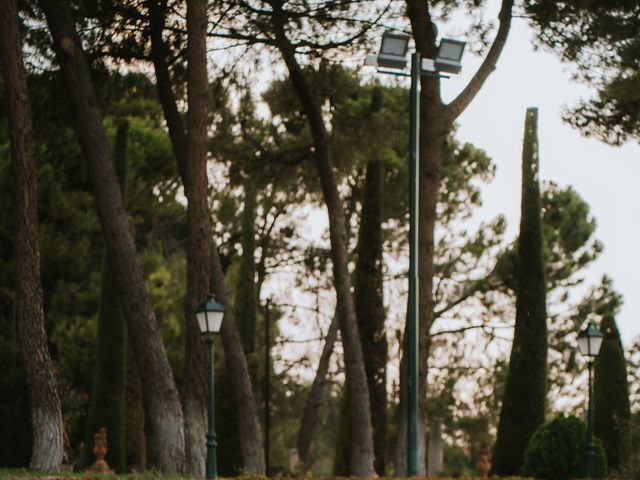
top-left (439, 14), bottom-right (639, 346)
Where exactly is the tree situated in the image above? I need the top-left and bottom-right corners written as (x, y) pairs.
top-left (493, 107), bottom-right (547, 475)
top-left (594, 315), bottom-right (631, 471)
top-left (182, 0), bottom-right (213, 474)
top-left (81, 122), bottom-right (129, 473)
top-left (0, 0), bottom-right (64, 471)
top-left (37, 0), bottom-right (186, 470)
top-left (400, 1), bottom-right (515, 471)
top-left (525, 0), bottom-right (640, 144)
top-left (145, 0), bottom-right (265, 470)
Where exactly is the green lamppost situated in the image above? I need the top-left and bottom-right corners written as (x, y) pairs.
top-left (577, 321), bottom-right (604, 478)
top-left (196, 294), bottom-right (225, 479)
top-left (365, 31), bottom-right (465, 476)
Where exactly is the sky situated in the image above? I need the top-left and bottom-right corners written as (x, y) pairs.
top-left (438, 12), bottom-right (640, 346)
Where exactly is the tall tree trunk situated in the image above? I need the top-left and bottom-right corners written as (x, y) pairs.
top-left (235, 180), bottom-right (258, 355)
top-left (354, 158), bottom-right (388, 475)
top-left (82, 121), bottom-right (129, 473)
top-left (183, 0), bottom-right (211, 475)
top-left (272, 8), bottom-right (375, 475)
top-left (398, 0), bottom-right (514, 473)
top-left (0, 0), bottom-right (64, 471)
top-left (38, 0), bottom-right (186, 471)
top-left (296, 311), bottom-right (339, 466)
top-left (492, 107), bottom-right (547, 475)
top-left (146, 1), bottom-right (265, 472)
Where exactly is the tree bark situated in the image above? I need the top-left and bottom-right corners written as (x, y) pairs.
top-left (354, 159), bottom-right (388, 475)
top-left (297, 309), bottom-right (339, 465)
top-left (146, 1), bottom-right (265, 472)
top-left (37, 0), bottom-right (186, 471)
top-left (0, 0), bottom-right (64, 471)
top-left (271, 5), bottom-right (375, 475)
top-left (183, 0), bottom-right (212, 475)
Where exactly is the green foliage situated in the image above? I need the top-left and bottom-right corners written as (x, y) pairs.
top-left (593, 315), bottom-right (631, 471)
top-left (0, 339), bottom-right (32, 468)
top-left (493, 108), bottom-right (548, 476)
top-left (81, 122), bottom-right (129, 473)
top-left (522, 415), bottom-right (607, 480)
top-left (525, 0), bottom-right (640, 144)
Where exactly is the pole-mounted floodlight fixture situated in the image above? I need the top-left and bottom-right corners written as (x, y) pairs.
top-left (434, 38), bottom-right (466, 74)
top-left (363, 26), bottom-right (466, 478)
top-left (365, 31), bottom-right (410, 70)
top-left (577, 322), bottom-right (604, 358)
top-left (196, 295), bottom-right (225, 336)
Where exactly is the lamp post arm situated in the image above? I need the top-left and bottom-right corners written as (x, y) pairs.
top-left (445, 0), bottom-right (514, 121)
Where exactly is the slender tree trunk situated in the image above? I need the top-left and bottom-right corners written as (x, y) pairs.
top-left (272, 9), bottom-right (375, 475)
top-left (82, 122), bottom-right (129, 473)
top-left (297, 310), bottom-right (339, 465)
top-left (492, 107), bottom-right (547, 475)
top-left (38, 0), bottom-right (186, 471)
top-left (183, 0), bottom-right (211, 475)
top-left (0, 0), bottom-right (64, 471)
top-left (146, 1), bottom-right (265, 472)
top-left (354, 158), bottom-right (388, 475)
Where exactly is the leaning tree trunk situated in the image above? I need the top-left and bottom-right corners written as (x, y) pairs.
top-left (182, 0), bottom-right (212, 475)
top-left (492, 107), bottom-right (547, 475)
top-left (38, 0), bottom-right (186, 471)
top-left (146, 0), bottom-right (265, 472)
top-left (0, 0), bottom-right (64, 471)
top-left (296, 311), bottom-right (339, 465)
top-left (272, 11), bottom-right (375, 476)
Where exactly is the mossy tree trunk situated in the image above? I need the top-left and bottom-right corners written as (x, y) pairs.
top-left (82, 121), bottom-right (129, 473)
top-left (492, 107), bottom-right (548, 475)
top-left (594, 315), bottom-right (631, 471)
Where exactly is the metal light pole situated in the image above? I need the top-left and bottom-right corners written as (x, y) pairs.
top-left (196, 295), bottom-right (225, 479)
top-left (205, 334), bottom-right (218, 479)
top-left (577, 322), bottom-right (604, 479)
top-left (365, 31), bottom-right (465, 477)
top-left (406, 50), bottom-right (420, 476)
top-left (586, 358), bottom-right (595, 478)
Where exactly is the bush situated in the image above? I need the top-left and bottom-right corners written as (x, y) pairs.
top-left (522, 415), bottom-right (607, 480)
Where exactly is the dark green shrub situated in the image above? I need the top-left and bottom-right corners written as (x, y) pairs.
top-left (522, 415), bottom-right (607, 480)
top-left (0, 342), bottom-right (32, 468)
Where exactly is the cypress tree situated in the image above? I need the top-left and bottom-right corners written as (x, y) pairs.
top-left (82, 121), bottom-right (129, 473)
top-left (492, 107), bottom-right (548, 475)
top-left (593, 315), bottom-right (631, 471)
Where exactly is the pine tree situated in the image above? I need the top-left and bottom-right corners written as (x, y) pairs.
top-left (492, 107), bottom-right (548, 475)
top-left (594, 315), bottom-right (631, 471)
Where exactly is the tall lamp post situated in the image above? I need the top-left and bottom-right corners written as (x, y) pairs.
top-left (196, 295), bottom-right (225, 479)
top-left (577, 321), bottom-right (604, 479)
top-left (365, 31), bottom-right (466, 476)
